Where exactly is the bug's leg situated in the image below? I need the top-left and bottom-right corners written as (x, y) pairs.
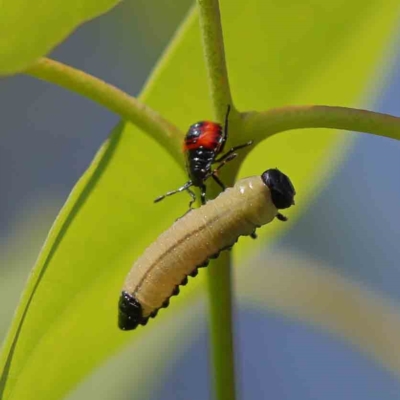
top-left (211, 174), bottom-right (226, 191)
top-left (187, 187), bottom-right (197, 209)
top-left (154, 181), bottom-right (194, 203)
top-left (200, 184), bottom-right (207, 205)
top-left (205, 153), bottom-right (238, 184)
top-left (172, 188), bottom-right (198, 221)
top-left (214, 141), bottom-right (253, 163)
top-left (212, 153), bottom-right (238, 174)
top-left (276, 213), bottom-right (288, 222)
top-left (250, 230), bottom-right (257, 239)
top-left (205, 153), bottom-right (237, 183)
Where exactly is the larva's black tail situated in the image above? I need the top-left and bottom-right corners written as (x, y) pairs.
top-left (118, 291), bottom-right (143, 331)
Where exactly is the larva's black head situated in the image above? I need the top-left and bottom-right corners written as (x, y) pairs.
top-left (118, 291), bottom-right (143, 331)
top-left (261, 169), bottom-right (296, 209)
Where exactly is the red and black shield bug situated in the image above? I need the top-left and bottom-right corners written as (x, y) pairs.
top-left (154, 106), bottom-right (252, 207)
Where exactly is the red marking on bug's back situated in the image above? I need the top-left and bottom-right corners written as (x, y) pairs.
top-left (183, 121), bottom-right (223, 151)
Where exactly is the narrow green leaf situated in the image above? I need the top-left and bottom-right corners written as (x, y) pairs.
top-left (0, 0), bottom-right (120, 75)
top-left (1, 1), bottom-right (399, 399)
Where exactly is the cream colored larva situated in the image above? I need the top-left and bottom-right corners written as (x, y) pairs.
top-left (118, 168), bottom-right (296, 330)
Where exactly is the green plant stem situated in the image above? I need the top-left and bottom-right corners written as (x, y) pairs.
top-left (25, 57), bottom-right (183, 161)
top-left (197, 0), bottom-right (234, 121)
top-left (207, 251), bottom-right (236, 400)
top-left (197, 1), bottom-right (237, 399)
top-left (241, 105), bottom-right (400, 143)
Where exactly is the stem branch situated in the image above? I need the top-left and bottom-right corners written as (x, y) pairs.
top-left (241, 105), bottom-right (400, 143)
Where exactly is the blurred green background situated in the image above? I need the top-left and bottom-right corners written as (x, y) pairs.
top-left (1, 0), bottom-right (400, 399)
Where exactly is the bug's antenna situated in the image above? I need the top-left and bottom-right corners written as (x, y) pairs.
top-left (224, 105), bottom-right (231, 138)
top-left (154, 181), bottom-right (194, 203)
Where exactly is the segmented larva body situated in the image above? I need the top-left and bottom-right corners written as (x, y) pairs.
top-left (119, 169), bottom-right (295, 330)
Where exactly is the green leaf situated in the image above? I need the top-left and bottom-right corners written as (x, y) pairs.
top-left (1, 1), bottom-right (399, 399)
top-left (0, 0), bottom-right (120, 75)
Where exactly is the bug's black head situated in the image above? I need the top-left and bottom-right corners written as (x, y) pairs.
top-left (118, 291), bottom-right (143, 331)
top-left (261, 169), bottom-right (296, 209)
top-left (185, 122), bottom-right (204, 141)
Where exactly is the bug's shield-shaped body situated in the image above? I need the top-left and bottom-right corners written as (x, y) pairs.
top-left (184, 121), bottom-right (224, 185)
top-left (119, 175), bottom-right (282, 330)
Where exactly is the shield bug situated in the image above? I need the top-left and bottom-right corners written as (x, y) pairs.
top-left (155, 106), bottom-right (252, 207)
